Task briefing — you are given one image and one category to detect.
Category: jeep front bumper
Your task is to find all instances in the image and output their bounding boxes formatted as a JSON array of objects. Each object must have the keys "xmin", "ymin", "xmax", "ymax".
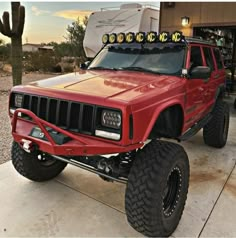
[{"xmin": 11, "ymin": 109, "xmax": 143, "ymax": 156}]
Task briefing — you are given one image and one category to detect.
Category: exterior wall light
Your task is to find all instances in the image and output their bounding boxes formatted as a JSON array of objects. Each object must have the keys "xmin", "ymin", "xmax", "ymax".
[{"xmin": 181, "ymin": 16, "xmax": 190, "ymax": 26}]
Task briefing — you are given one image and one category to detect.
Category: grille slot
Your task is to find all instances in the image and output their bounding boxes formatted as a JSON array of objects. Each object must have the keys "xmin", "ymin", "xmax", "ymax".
[
  {"xmin": 58, "ymin": 101, "xmax": 68, "ymax": 128},
  {"xmin": 69, "ymin": 103, "xmax": 80, "ymax": 132},
  {"xmin": 48, "ymin": 99, "xmax": 58, "ymax": 124},
  {"xmin": 23, "ymin": 95, "xmax": 30, "ymax": 109},
  {"xmin": 39, "ymin": 97, "xmax": 47, "ymax": 120},
  {"xmin": 81, "ymin": 105, "xmax": 94, "ymax": 134},
  {"xmin": 16, "ymin": 94, "xmax": 95, "ymax": 135},
  {"xmin": 31, "ymin": 96, "xmax": 38, "ymax": 115}
]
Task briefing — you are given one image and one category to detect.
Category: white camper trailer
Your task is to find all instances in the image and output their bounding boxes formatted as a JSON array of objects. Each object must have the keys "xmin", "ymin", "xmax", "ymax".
[{"xmin": 83, "ymin": 3, "xmax": 160, "ymax": 58}]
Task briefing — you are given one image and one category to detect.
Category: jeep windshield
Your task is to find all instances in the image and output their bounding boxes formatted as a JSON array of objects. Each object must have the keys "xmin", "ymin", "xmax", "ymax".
[{"xmin": 88, "ymin": 43, "xmax": 186, "ymax": 75}]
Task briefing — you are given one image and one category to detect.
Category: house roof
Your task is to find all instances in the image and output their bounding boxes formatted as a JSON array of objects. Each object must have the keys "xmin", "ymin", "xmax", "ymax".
[
  {"xmin": 23, "ymin": 43, "xmax": 41, "ymax": 47},
  {"xmin": 38, "ymin": 46, "xmax": 54, "ymax": 50}
]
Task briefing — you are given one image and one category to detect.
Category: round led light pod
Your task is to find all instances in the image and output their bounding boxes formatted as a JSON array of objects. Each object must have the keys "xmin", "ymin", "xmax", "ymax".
[
  {"xmin": 125, "ymin": 32, "xmax": 135, "ymax": 43},
  {"xmin": 109, "ymin": 33, "xmax": 117, "ymax": 44},
  {"xmin": 146, "ymin": 32, "xmax": 157, "ymax": 43},
  {"xmin": 136, "ymin": 32, "xmax": 145, "ymax": 43},
  {"xmin": 117, "ymin": 33, "xmax": 125, "ymax": 44},
  {"xmin": 102, "ymin": 34, "xmax": 109, "ymax": 44},
  {"xmin": 158, "ymin": 31, "xmax": 170, "ymax": 43},
  {"xmin": 171, "ymin": 31, "xmax": 183, "ymax": 42}
]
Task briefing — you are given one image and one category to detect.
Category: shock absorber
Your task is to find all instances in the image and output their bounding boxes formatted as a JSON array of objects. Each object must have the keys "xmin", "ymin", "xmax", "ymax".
[{"xmin": 118, "ymin": 151, "xmax": 136, "ymax": 177}]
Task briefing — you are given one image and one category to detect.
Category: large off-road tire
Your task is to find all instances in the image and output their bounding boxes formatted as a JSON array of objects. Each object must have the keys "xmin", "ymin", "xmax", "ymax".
[
  {"xmin": 125, "ymin": 140, "xmax": 189, "ymax": 237},
  {"xmin": 203, "ymin": 100, "xmax": 229, "ymax": 148},
  {"xmin": 12, "ymin": 141, "xmax": 67, "ymax": 182}
]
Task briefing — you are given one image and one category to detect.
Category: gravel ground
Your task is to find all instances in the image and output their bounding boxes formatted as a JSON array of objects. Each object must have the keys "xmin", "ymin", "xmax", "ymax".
[
  {"xmin": 0, "ymin": 92, "xmax": 12, "ymax": 164},
  {"xmin": 0, "ymin": 73, "xmax": 59, "ymax": 164}
]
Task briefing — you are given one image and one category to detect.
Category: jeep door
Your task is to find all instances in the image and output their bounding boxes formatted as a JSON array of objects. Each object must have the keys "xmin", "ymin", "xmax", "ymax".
[
  {"xmin": 185, "ymin": 45, "xmax": 208, "ymax": 128},
  {"xmin": 201, "ymin": 46, "xmax": 218, "ymax": 108},
  {"xmin": 202, "ymin": 46, "xmax": 216, "ymax": 105},
  {"xmin": 201, "ymin": 46, "xmax": 225, "ymax": 111},
  {"xmin": 210, "ymin": 48, "xmax": 226, "ymax": 100}
]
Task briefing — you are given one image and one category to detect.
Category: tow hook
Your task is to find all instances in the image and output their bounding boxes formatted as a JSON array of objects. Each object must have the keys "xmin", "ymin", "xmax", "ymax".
[{"xmin": 20, "ymin": 139, "xmax": 35, "ymax": 153}]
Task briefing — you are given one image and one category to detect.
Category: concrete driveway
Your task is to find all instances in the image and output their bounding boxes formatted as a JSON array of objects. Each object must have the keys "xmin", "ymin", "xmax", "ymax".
[{"xmin": 0, "ymin": 97, "xmax": 236, "ymax": 237}]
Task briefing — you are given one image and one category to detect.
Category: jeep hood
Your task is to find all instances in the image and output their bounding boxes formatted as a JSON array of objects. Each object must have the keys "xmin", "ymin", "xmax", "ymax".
[{"xmin": 29, "ymin": 70, "xmax": 183, "ymax": 102}]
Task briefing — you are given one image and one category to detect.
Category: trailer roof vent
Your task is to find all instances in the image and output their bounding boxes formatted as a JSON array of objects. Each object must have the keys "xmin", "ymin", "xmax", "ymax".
[{"xmin": 120, "ymin": 3, "xmax": 142, "ymax": 9}]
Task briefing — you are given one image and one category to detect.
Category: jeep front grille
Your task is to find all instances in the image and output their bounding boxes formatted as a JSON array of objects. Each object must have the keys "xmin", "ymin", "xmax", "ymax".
[{"xmin": 11, "ymin": 94, "xmax": 95, "ymax": 135}]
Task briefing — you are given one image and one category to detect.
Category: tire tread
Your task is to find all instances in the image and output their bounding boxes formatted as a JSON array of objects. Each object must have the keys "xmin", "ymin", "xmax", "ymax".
[
  {"xmin": 203, "ymin": 100, "xmax": 229, "ymax": 148},
  {"xmin": 12, "ymin": 142, "xmax": 67, "ymax": 182},
  {"xmin": 125, "ymin": 140, "xmax": 189, "ymax": 237}
]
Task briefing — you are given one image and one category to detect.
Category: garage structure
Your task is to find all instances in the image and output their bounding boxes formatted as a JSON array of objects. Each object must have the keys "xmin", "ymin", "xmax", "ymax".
[{"xmin": 159, "ymin": 2, "xmax": 236, "ymax": 91}]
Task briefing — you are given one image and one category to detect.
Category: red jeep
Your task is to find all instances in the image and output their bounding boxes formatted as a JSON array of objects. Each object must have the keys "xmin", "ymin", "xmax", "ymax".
[{"xmin": 9, "ymin": 31, "xmax": 229, "ymax": 237}]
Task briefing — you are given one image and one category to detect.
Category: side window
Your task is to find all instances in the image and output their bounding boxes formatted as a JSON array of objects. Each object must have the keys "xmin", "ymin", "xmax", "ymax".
[
  {"xmin": 190, "ymin": 46, "xmax": 203, "ymax": 69},
  {"xmin": 213, "ymin": 48, "xmax": 224, "ymax": 69},
  {"xmin": 203, "ymin": 47, "xmax": 215, "ymax": 71}
]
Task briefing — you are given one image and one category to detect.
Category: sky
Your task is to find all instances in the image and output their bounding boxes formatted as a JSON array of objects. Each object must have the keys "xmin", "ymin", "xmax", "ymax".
[{"xmin": 0, "ymin": 1, "xmax": 160, "ymax": 44}]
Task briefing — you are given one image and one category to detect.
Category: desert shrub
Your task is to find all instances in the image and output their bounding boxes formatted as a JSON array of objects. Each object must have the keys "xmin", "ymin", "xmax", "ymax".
[
  {"xmin": 65, "ymin": 58, "xmax": 74, "ymax": 64},
  {"xmin": 52, "ymin": 64, "xmax": 62, "ymax": 73},
  {"xmin": 0, "ymin": 44, "xmax": 10, "ymax": 62},
  {"xmin": 24, "ymin": 63, "xmax": 35, "ymax": 72},
  {"xmin": 63, "ymin": 65, "xmax": 74, "ymax": 73},
  {"xmin": 25, "ymin": 52, "xmax": 60, "ymax": 72}
]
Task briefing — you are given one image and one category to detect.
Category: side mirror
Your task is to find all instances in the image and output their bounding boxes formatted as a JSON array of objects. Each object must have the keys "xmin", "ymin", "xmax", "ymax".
[
  {"xmin": 80, "ymin": 61, "xmax": 91, "ymax": 70},
  {"xmin": 189, "ymin": 66, "xmax": 211, "ymax": 79}
]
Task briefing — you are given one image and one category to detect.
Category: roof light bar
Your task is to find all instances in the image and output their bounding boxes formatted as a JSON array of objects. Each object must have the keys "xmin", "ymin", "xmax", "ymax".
[{"xmin": 102, "ymin": 31, "xmax": 185, "ymax": 45}]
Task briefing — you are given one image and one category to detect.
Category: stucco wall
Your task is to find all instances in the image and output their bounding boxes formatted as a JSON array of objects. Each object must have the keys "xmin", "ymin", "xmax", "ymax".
[
  {"xmin": 160, "ymin": 2, "xmax": 236, "ymax": 36},
  {"xmin": 22, "ymin": 45, "xmax": 39, "ymax": 52}
]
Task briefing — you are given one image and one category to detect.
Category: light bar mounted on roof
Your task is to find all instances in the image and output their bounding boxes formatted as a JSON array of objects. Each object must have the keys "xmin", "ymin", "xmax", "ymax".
[{"xmin": 102, "ymin": 31, "xmax": 185, "ymax": 44}]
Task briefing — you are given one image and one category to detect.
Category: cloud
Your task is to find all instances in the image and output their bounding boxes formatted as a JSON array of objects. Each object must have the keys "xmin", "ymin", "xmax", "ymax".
[
  {"xmin": 54, "ymin": 10, "xmax": 92, "ymax": 21},
  {"xmin": 31, "ymin": 6, "xmax": 50, "ymax": 16}
]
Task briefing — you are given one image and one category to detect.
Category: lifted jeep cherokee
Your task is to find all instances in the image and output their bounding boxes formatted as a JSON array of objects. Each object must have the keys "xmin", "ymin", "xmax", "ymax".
[{"xmin": 9, "ymin": 31, "xmax": 229, "ymax": 237}]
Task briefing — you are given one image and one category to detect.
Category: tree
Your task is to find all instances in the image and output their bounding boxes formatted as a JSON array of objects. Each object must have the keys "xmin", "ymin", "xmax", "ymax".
[
  {"xmin": 65, "ymin": 16, "xmax": 88, "ymax": 62},
  {"xmin": 54, "ymin": 42, "xmax": 72, "ymax": 57},
  {"xmin": 0, "ymin": 2, "xmax": 25, "ymax": 86}
]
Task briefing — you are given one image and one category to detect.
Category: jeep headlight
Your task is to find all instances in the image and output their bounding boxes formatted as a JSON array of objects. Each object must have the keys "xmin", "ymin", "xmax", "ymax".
[
  {"xmin": 101, "ymin": 110, "xmax": 121, "ymax": 129},
  {"xmin": 95, "ymin": 109, "xmax": 122, "ymax": 140},
  {"xmin": 14, "ymin": 94, "xmax": 23, "ymax": 108}
]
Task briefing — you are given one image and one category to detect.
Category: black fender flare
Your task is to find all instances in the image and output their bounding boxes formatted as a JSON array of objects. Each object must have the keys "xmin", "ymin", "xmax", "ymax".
[{"xmin": 215, "ymin": 84, "xmax": 226, "ymax": 100}]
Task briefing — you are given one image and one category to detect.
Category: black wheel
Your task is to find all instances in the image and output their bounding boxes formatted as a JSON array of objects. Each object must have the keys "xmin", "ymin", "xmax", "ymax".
[
  {"xmin": 125, "ymin": 140, "xmax": 189, "ymax": 237},
  {"xmin": 203, "ymin": 100, "xmax": 229, "ymax": 148},
  {"xmin": 12, "ymin": 141, "xmax": 67, "ymax": 182},
  {"xmin": 234, "ymin": 98, "xmax": 236, "ymax": 109}
]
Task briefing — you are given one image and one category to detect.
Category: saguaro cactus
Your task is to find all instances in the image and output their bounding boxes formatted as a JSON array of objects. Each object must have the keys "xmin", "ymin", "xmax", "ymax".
[{"xmin": 0, "ymin": 2, "xmax": 25, "ymax": 86}]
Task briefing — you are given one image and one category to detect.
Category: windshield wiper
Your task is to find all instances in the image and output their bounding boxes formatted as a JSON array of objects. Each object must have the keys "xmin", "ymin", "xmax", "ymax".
[
  {"xmin": 118, "ymin": 67, "xmax": 160, "ymax": 75},
  {"xmin": 88, "ymin": 66, "xmax": 117, "ymax": 70}
]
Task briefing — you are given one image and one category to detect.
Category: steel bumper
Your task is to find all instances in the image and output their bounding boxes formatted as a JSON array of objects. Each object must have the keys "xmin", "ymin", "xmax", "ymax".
[{"xmin": 11, "ymin": 109, "xmax": 142, "ymax": 156}]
